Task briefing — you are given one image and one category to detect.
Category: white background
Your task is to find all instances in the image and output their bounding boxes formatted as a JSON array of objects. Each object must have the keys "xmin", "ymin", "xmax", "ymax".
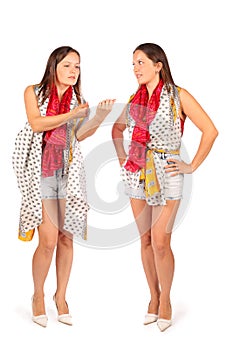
[{"xmin": 1, "ymin": 0, "xmax": 232, "ymax": 348}]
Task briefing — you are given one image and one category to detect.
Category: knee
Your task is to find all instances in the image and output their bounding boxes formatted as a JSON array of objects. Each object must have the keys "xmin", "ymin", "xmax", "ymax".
[
  {"xmin": 40, "ymin": 239, "xmax": 57, "ymax": 255},
  {"xmin": 141, "ymin": 232, "xmax": 152, "ymax": 249},
  {"xmin": 152, "ymin": 236, "xmax": 170, "ymax": 259},
  {"xmin": 58, "ymin": 233, "xmax": 73, "ymax": 248}
]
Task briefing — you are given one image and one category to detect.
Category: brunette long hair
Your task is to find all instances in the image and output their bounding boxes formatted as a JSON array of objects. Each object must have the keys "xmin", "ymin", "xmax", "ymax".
[
  {"xmin": 37, "ymin": 46, "xmax": 82, "ymax": 105},
  {"xmin": 133, "ymin": 43, "xmax": 175, "ymax": 90}
]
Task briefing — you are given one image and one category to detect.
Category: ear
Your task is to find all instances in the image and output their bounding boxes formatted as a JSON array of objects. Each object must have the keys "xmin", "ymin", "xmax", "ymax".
[{"xmin": 155, "ymin": 61, "xmax": 163, "ymax": 73}]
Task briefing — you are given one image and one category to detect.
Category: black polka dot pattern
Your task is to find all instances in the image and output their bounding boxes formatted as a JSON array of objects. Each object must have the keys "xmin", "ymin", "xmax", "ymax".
[
  {"xmin": 12, "ymin": 88, "xmax": 89, "ymax": 240},
  {"xmin": 121, "ymin": 84, "xmax": 182, "ymax": 206}
]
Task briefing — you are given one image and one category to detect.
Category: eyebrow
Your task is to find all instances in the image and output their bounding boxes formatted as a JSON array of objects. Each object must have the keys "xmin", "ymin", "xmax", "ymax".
[
  {"xmin": 62, "ymin": 60, "xmax": 80, "ymax": 65},
  {"xmin": 133, "ymin": 58, "xmax": 144, "ymax": 63}
]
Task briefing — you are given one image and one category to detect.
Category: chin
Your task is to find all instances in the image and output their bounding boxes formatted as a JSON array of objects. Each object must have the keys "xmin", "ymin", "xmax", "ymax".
[{"xmin": 137, "ymin": 79, "xmax": 147, "ymax": 85}]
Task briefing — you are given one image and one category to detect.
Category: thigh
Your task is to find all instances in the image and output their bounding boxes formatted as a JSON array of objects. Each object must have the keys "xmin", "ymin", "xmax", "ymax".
[
  {"xmin": 130, "ymin": 198, "xmax": 152, "ymax": 237},
  {"xmin": 38, "ymin": 201, "xmax": 59, "ymax": 245},
  {"xmin": 42, "ymin": 199, "xmax": 59, "ymax": 229},
  {"xmin": 151, "ymin": 200, "xmax": 181, "ymax": 236},
  {"xmin": 57, "ymin": 198, "xmax": 73, "ymax": 240}
]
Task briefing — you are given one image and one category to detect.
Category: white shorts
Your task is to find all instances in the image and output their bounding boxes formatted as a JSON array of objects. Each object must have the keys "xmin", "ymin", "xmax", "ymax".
[{"xmin": 124, "ymin": 154, "xmax": 184, "ymax": 202}]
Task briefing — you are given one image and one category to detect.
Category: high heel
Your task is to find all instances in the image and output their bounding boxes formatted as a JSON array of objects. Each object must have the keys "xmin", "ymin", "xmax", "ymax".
[
  {"xmin": 144, "ymin": 300, "xmax": 159, "ymax": 325},
  {"xmin": 32, "ymin": 314, "xmax": 48, "ymax": 327},
  {"xmin": 157, "ymin": 318, "xmax": 172, "ymax": 332},
  {"xmin": 53, "ymin": 295, "xmax": 72, "ymax": 326},
  {"xmin": 31, "ymin": 296, "xmax": 48, "ymax": 328},
  {"xmin": 144, "ymin": 313, "xmax": 158, "ymax": 325}
]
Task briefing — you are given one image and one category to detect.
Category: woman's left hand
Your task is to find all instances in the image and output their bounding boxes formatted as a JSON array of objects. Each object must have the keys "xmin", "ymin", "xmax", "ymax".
[
  {"xmin": 96, "ymin": 99, "xmax": 116, "ymax": 121},
  {"xmin": 164, "ymin": 158, "xmax": 193, "ymax": 176}
]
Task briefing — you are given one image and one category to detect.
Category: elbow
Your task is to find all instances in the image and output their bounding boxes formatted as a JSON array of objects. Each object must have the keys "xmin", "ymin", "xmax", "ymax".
[
  {"xmin": 28, "ymin": 117, "xmax": 44, "ymax": 132},
  {"xmin": 111, "ymin": 126, "xmax": 116, "ymax": 139},
  {"xmin": 112, "ymin": 123, "xmax": 120, "ymax": 140},
  {"xmin": 206, "ymin": 125, "xmax": 218, "ymax": 144},
  {"xmin": 29, "ymin": 122, "xmax": 41, "ymax": 133},
  {"xmin": 76, "ymin": 130, "xmax": 95, "ymax": 142},
  {"xmin": 212, "ymin": 126, "xmax": 219, "ymax": 141}
]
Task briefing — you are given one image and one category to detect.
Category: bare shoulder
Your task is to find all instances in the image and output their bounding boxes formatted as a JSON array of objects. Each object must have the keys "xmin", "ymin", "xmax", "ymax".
[
  {"xmin": 179, "ymin": 87, "xmax": 205, "ymax": 114},
  {"xmin": 24, "ymin": 84, "xmax": 35, "ymax": 97},
  {"xmin": 178, "ymin": 87, "xmax": 218, "ymax": 134},
  {"xmin": 24, "ymin": 84, "xmax": 41, "ymax": 122},
  {"xmin": 24, "ymin": 84, "xmax": 34, "ymax": 94},
  {"xmin": 24, "ymin": 85, "xmax": 38, "ymax": 105},
  {"xmin": 179, "ymin": 87, "xmax": 196, "ymax": 102}
]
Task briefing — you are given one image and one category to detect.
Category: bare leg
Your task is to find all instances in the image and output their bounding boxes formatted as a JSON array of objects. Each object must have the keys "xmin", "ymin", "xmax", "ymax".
[
  {"xmin": 32, "ymin": 201, "xmax": 58, "ymax": 316},
  {"xmin": 54, "ymin": 199, "xmax": 73, "ymax": 314},
  {"xmin": 130, "ymin": 198, "xmax": 160, "ymax": 314},
  {"xmin": 151, "ymin": 200, "xmax": 180, "ymax": 320}
]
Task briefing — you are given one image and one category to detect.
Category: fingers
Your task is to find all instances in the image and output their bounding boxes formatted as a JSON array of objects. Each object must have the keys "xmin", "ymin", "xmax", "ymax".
[
  {"xmin": 119, "ymin": 157, "xmax": 126, "ymax": 166},
  {"xmin": 164, "ymin": 159, "xmax": 192, "ymax": 175},
  {"xmin": 79, "ymin": 102, "xmax": 89, "ymax": 109},
  {"xmin": 164, "ymin": 159, "xmax": 180, "ymax": 175},
  {"xmin": 98, "ymin": 99, "xmax": 116, "ymax": 108},
  {"xmin": 74, "ymin": 103, "xmax": 90, "ymax": 119}
]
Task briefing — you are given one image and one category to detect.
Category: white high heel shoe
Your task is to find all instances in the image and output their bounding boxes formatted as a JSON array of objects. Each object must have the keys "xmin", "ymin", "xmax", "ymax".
[
  {"xmin": 144, "ymin": 313, "xmax": 158, "ymax": 325},
  {"xmin": 31, "ymin": 296, "xmax": 48, "ymax": 328},
  {"xmin": 57, "ymin": 313, "xmax": 73, "ymax": 326},
  {"xmin": 157, "ymin": 318, "xmax": 172, "ymax": 332},
  {"xmin": 53, "ymin": 295, "xmax": 72, "ymax": 326},
  {"xmin": 32, "ymin": 314, "xmax": 48, "ymax": 328}
]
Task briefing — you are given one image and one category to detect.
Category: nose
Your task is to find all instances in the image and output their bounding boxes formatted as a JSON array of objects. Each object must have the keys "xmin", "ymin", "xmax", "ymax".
[{"xmin": 133, "ymin": 63, "xmax": 139, "ymax": 72}]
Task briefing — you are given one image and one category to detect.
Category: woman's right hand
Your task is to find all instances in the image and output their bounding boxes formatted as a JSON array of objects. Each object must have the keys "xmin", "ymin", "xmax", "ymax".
[
  {"xmin": 70, "ymin": 102, "xmax": 90, "ymax": 119},
  {"xmin": 119, "ymin": 157, "xmax": 127, "ymax": 166}
]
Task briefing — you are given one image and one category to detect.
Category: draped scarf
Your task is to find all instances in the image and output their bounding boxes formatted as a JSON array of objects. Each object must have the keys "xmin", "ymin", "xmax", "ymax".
[
  {"xmin": 124, "ymin": 80, "xmax": 164, "ymax": 172},
  {"xmin": 41, "ymin": 85, "xmax": 73, "ymax": 177}
]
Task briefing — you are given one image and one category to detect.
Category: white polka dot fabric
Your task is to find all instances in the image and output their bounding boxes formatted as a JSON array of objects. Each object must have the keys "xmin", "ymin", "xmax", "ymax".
[
  {"xmin": 121, "ymin": 84, "xmax": 182, "ymax": 206},
  {"xmin": 12, "ymin": 87, "xmax": 89, "ymax": 240}
]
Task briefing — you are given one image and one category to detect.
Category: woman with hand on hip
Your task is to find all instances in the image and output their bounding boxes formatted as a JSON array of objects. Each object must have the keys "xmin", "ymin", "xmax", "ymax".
[
  {"xmin": 13, "ymin": 46, "xmax": 115, "ymax": 327},
  {"xmin": 112, "ymin": 43, "xmax": 218, "ymax": 331}
]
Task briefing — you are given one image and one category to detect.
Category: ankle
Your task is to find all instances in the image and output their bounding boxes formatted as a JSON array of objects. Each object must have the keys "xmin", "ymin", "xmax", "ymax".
[
  {"xmin": 159, "ymin": 293, "xmax": 171, "ymax": 304},
  {"xmin": 32, "ymin": 293, "xmax": 45, "ymax": 301},
  {"xmin": 158, "ymin": 297, "xmax": 172, "ymax": 319},
  {"xmin": 148, "ymin": 296, "xmax": 160, "ymax": 314},
  {"xmin": 54, "ymin": 293, "xmax": 66, "ymax": 303},
  {"xmin": 54, "ymin": 295, "xmax": 69, "ymax": 315},
  {"xmin": 32, "ymin": 294, "xmax": 46, "ymax": 316}
]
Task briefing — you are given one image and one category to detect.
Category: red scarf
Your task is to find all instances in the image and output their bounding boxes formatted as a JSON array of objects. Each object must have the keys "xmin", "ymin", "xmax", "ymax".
[
  {"xmin": 124, "ymin": 80, "xmax": 164, "ymax": 172},
  {"xmin": 41, "ymin": 85, "xmax": 73, "ymax": 177}
]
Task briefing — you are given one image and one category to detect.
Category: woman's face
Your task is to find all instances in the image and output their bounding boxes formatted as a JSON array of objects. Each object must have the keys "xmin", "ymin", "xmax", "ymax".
[
  {"xmin": 133, "ymin": 50, "xmax": 158, "ymax": 85},
  {"xmin": 56, "ymin": 52, "xmax": 80, "ymax": 87}
]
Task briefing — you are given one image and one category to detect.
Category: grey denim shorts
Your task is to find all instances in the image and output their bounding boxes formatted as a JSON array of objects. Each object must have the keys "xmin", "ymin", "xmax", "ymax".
[{"xmin": 41, "ymin": 169, "xmax": 68, "ymax": 199}]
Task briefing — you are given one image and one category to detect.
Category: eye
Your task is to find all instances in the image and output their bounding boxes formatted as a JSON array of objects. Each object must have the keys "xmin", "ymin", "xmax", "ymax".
[{"xmin": 139, "ymin": 60, "xmax": 143, "ymax": 65}]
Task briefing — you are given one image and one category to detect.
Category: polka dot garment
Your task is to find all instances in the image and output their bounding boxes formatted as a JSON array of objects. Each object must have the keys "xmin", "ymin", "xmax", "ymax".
[
  {"xmin": 12, "ymin": 88, "xmax": 89, "ymax": 241},
  {"xmin": 121, "ymin": 84, "xmax": 183, "ymax": 206}
]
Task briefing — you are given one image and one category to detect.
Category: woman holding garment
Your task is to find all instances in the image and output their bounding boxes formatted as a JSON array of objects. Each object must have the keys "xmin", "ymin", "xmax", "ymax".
[
  {"xmin": 112, "ymin": 43, "xmax": 218, "ymax": 331},
  {"xmin": 13, "ymin": 46, "xmax": 115, "ymax": 327}
]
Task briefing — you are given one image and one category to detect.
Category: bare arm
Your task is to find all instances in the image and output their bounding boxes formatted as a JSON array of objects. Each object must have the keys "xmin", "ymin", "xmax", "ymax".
[
  {"xmin": 166, "ymin": 88, "xmax": 218, "ymax": 174},
  {"xmin": 111, "ymin": 105, "xmax": 128, "ymax": 165},
  {"xmin": 76, "ymin": 99, "xmax": 116, "ymax": 141},
  {"xmin": 181, "ymin": 88, "xmax": 218, "ymax": 171},
  {"xmin": 24, "ymin": 85, "xmax": 89, "ymax": 132}
]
